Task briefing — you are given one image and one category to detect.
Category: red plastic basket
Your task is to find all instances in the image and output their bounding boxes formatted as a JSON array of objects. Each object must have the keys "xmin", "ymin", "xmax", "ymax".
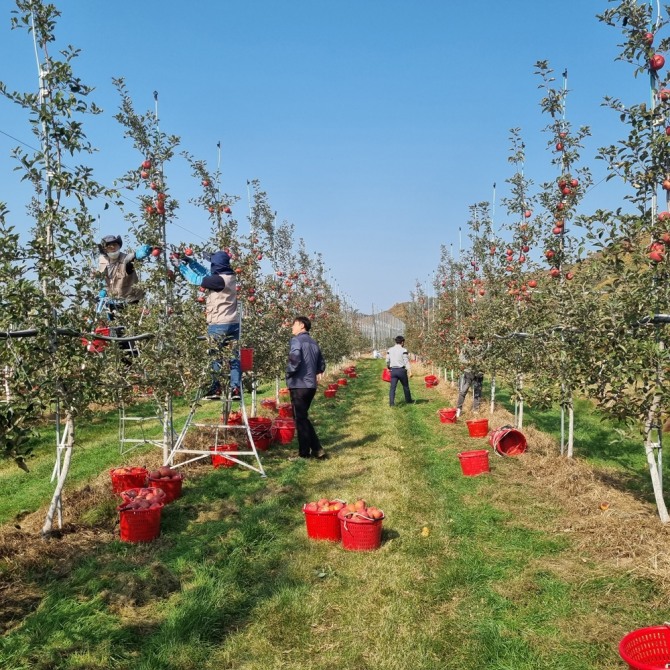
[
  {"xmin": 438, "ymin": 408, "xmax": 458, "ymax": 424},
  {"xmin": 466, "ymin": 418, "xmax": 489, "ymax": 437},
  {"xmin": 272, "ymin": 418, "xmax": 296, "ymax": 445},
  {"xmin": 339, "ymin": 513, "xmax": 384, "ymax": 551},
  {"xmin": 148, "ymin": 474, "xmax": 184, "ymax": 503},
  {"xmin": 248, "ymin": 417, "xmax": 273, "ymax": 451},
  {"xmin": 327, "ymin": 383, "xmax": 339, "ymax": 391},
  {"xmin": 347, "ymin": 372, "xmax": 357, "ymax": 378},
  {"xmin": 260, "ymin": 398, "xmax": 277, "ymax": 411},
  {"xmin": 424, "ymin": 374, "xmax": 439, "ymax": 388},
  {"xmin": 324, "ymin": 388, "xmax": 337, "ymax": 398},
  {"xmin": 382, "ymin": 368, "xmax": 391, "ymax": 383},
  {"xmin": 226, "ymin": 411, "xmax": 243, "ymax": 425},
  {"xmin": 118, "ymin": 505, "xmax": 163, "ymax": 543},
  {"xmin": 619, "ymin": 625, "xmax": 670, "ymax": 669},
  {"xmin": 210, "ymin": 443, "xmax": 238, "ymax": 468},
  {"xmin": 240, "ymin": 347, "xmax": 254, "ymax": 372},
  {"xmin": 337, "ymin": 378, "xmax": 347, "ymax": 386},
  {"xmin": 303, "ymin": 506, "xmax": 341, "ymax": 541},
  {"xmin": 489, "ymin": 426, "xmax": 527, "ymax": 456},
  {"xmin": 109, "ymin": 467, "xmax": 148, "ymax": 493},
  {"xmin": 277, "ymin": 402, "xmax": 293, "ymax": 418},
  {"xmin": 458, "ymin": 449, "xmax": 490, "ymax": 476}
]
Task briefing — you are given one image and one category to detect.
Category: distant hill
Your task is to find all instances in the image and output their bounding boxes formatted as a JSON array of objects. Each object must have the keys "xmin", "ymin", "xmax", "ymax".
[{"xmin": 387, "ymin": 302, "xmax": 410, "ymax": 322}]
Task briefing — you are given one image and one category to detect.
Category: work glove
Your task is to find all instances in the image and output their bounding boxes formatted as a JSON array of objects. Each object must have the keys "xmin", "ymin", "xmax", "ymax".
[
  {"xmin": 169, "ymin": 253, "xmax": 184, "ymax": 269},
  {"xmin": 135, "ymin": 244, "xmax": 153, "ymax": 260},
  {"xmin": 98, "ymin": 289, "xmax": 107, "ymax": 299}
]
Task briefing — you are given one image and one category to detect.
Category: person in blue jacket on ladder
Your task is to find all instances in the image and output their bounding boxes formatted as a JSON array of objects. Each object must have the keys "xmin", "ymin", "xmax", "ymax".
[{"xmin": 172, "ymin": 250, "xmax": 241, "ymax": 400}]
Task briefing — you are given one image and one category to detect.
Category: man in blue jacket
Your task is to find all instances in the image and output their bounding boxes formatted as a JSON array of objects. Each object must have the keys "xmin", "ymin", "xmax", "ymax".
[
  {"xmin": 286, "ymin": 316, "xmax": 327, "ymax": 459},
  {"xmin": 174, "ymin": 250, "xmax": 240, "ymax": 399}
]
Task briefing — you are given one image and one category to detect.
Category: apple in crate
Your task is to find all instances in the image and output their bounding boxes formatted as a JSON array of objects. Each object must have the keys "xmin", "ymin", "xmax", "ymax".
[
  {"xmin": 305, "ymin": 498, "xmax": 346, "ymax": 513},
  {"xmin": 338, "ymin": 498, "xmax": 384, "ymax": 522}
]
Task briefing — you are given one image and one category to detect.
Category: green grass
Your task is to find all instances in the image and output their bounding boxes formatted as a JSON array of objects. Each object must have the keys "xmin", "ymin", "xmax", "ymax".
[{"xmin": 1, "ymin": 362, "xmax": 668, "ymax": 669}]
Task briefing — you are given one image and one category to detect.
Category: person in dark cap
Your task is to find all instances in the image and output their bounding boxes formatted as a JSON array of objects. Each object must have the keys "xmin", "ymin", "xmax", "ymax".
[
  {"xmin": 174, "ymin": 250, "xmax": 240, "ymax": 399},
  {"xmin": 95, "ymin": 235, "xmax": 152, "ymax": 363},
  {"xmin": 456, "ymin": 334, "xmax": 484, "ymax": 417},
  {"xmin": 97, "ymin": 234, "xmax": 152, "ymax": 304},
  {"xmin": 386, "ymin": 335, "xmax": 413, "ymax": 406}
]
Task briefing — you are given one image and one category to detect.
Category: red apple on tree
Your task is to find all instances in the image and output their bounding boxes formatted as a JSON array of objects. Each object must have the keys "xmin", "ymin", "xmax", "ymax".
[
  {"xmin": 545, "ymin": 249, "xmax": 555, "ymax": 259},
  {"xmin": 644, "ymin": 31, "xmax": 654, "ymax": 46},
  {"xmin": 142, "ymin": 159, "xmax": 152, "ymax": 169},
  {"xmin": 184, "ymin": 248, "xmax": 193, "ymax": 256},
  {"xmin": 650, "ymin": 54, "xmax": 665, "ymax": 71},
  {"xmin": 151, "ymin": 248, "xmax": 161, "ymax": 257},
  {"xmin": 528, "ymin": 279, "xmax": 538, "ymax": 288}
]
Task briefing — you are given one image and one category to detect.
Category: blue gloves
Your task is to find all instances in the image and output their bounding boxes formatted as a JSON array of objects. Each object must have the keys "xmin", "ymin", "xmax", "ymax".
[
  {"xmin": 98, "ymin": 289, "xmax": 107, "ymax": 298},
  {"xmin": 135, "ymin": 244, "xmax": 153, "ymax": 260}
]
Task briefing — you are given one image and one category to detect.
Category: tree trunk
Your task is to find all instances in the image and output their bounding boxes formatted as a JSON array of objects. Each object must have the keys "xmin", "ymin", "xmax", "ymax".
[
  {"xmin": 516, "ymin": 374, "xmax": 524, "ymax": 430},
  {"xmin": 42, "ymin": 410, "xmax": 74, "ymax": 535},
  {"xmin": 489, "ymin": 372, "xmax": 496, "ymax": 414},
  {"xmin": 644, "ymin": 386, "xmax": 668, "ymax": 522},
  {"xmin": 567, "ymin": 394, "xmax": 574, "ymax": 458}
]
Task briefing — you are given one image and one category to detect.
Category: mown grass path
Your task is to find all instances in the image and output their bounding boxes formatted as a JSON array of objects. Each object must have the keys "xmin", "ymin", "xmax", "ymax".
[{"xmin": 0, "ymin": 359, "xmax": 667, "ymax": 669}]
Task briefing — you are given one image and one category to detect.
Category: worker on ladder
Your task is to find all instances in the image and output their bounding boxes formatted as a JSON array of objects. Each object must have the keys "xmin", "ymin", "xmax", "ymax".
[
  {"xmin": 172, "ymin": 250, "xmax": 241, "ymax": 400},
  {"xmin": 95, "ymin": 234, "xmax": 153, "ymax": 359}
]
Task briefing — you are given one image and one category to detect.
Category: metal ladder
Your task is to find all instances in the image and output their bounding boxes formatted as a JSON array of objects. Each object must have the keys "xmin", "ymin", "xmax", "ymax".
[{"xmin": 166, "ymin": 318, "xmax": 266, "ymax": 476}]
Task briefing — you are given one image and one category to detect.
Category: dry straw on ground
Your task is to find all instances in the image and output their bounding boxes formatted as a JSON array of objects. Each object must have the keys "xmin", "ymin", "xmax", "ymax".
[{"xmin": 418, "ymin": 362, "xmax": 670, "ymax": 592}]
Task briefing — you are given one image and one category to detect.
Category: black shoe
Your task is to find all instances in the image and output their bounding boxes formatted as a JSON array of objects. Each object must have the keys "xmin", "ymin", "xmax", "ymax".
[
  {"xmin": 204, "ymin": 393, "xmax": 222, "ymax": 401},
  {"xmin": 313, "ymin": 448, "xmax": 327, "ymax": 459},
  {"xmin": 231, "ymin": 387, "xmax": 241, "ymax": 401}
]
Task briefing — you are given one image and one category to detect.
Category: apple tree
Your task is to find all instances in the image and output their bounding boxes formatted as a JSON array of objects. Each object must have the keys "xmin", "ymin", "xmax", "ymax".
[{"xmin": 0, "ymin": 0, "xmax": 118, "ymax": 532}]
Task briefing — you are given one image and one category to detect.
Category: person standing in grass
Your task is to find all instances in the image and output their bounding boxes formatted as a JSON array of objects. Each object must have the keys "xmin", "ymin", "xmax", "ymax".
[
  {"xmin": 456, "ymin": 334, "xmax": 484, "ymax": 417},
  {"xmin": 386, "ymin": 335, "xmax": 413, "ymax": 406},
  {"xmin": 286, "ymin": 316, "xmax": 327, "ymax": 459}
]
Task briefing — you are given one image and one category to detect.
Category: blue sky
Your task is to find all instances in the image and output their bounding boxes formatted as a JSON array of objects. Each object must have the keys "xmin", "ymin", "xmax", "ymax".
[{"xmin": 0, "ymin": 1, "xmax": 652, "ymax": 312}]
